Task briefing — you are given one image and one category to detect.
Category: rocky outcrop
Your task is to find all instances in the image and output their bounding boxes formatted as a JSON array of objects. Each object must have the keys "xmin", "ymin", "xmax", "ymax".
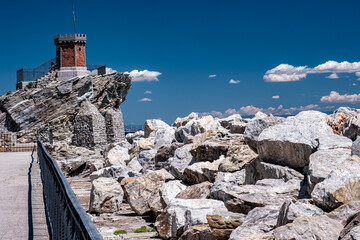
[{"xmin": 0, "ymin": 73, "xmax": 131, "ymax": 147}]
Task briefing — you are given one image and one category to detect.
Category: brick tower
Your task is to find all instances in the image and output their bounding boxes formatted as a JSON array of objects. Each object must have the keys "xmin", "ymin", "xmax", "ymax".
[{"xmin": 54, "ymin": 33, "xmax": 90, "ymax": 79}]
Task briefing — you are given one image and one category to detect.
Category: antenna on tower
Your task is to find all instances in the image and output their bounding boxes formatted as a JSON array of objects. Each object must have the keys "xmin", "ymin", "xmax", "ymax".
[{"xmin": 72, "ymin": 3, "xmax": 77, "ymax": 34}]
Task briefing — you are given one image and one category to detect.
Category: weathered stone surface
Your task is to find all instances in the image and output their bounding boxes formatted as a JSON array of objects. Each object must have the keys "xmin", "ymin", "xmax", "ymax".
[
  {"xmin": 273, "ymin": 215, "xmax": 343, "ymax": 240},
  {"xmin": 312, "ymin": 171, "xmax": 360, "ymax": 210},
  {"xmin": 353, "ymin": 136, "xmax": 360, "ymax": 156},
  {"xmin": 257, "ymin": 111, "xmax": 332, "ymax": 169},
  {"xmin": 169, "ymin": 144, "xmax": 194, "ymax": 180},
  {"xmin": 188, "ymin": 116, "xmax": 223, "ymax": 136},
  {"xmin": 230, "ymin": 119, "xmax": 248, "ymax": 134},
  {"xmin": 173, "ymin": 112, "xmax": 199, "ymax": 128},
  {"xmin": 144, "ymin": 119, "xmax": 170, "ymax": 138},
  {"xmin": 178, "ymin": 224, "xmax": 215, "ymax": 240},
  {"xmin": 218, "ymin": 145, "xmax": 257, "ymax": 172},
  {"xmin": 229, "ymin": 205, "xmax": 280, "ymax": 239},
  {"xmin": 224, "ymin": 179, "xmax": 301, "ymax": 214},
  {"xmin": 244, "ymin": 115, "xmax": 285, "ymax": 152},
  {"xmin": 176, "ymin": 181, "xmax": 212, "ymax": 199},
  {"xmin": 210, "ymin": 170, "xmax": 246, "ymax": 201},
  {"xmin": 245, "ymin": 159, "xmax": 304, "ymax": 185},
  {"xmin": 190, "ymin": 140, "xmax": 229, "ymax": 163},
  {"xmin": 126, "ymin": 157, "xmax": 143, "ymax": 174},
  {"xmin": 307, "ymin": 149, "xmax": 360, "ymax": 192},
  {"xmin": 207, "ymin": 211, "xmax": 246, "ymax": 240},
  {"xmin": 137, "ymin": 149, "xmax": 157, "ymax": 170},
  {"xmin": 327, "ymin": 201, "xmax": 360, "ymax": 226},
  {"xmin": 155, "ymin": 198, "xmax": 227, "ymax": 239},
  {"xmin": 219, "ymin": 114, "xmax": 242, "ymax": 129},
  {"xmin": 148, "ymin": 190, "xmax": 166, "ymax": 216},
  {"xmin": 160, "ymin": 180, "xmax": 187, "ymax": 206},
  {"xmin": 276, "ymin": 200, "xmax": 325, "ymax": 227},
  {"xmin": 155, "ymin": 143, "xmax": 182, "ymax": 170},
  {"xmin": 104, "ymin": 107, "xmax": 125, "ymax": 144},
  {"xmin": 123, "ymin": 169, "xmax": 174, "ymax": 215},
  {"xmin": 339, "ymin": 212, "xmax": 360, "ymax": 240},
  {"xmin": 327, "ymin": 107, "xmax": 359, "ymax": 134},
  {"xmin": 89, "ymin": 177, "xmax": 123, "ymax": 213},
  {"xmin": 72, "ymin": 100, "xmax": 107, "ymax": 150},
  {"xmin": 183, "ymin": 157, "xmax": 223, "ymax": 185},
  {"xmin": 130, "ymin": 137, "xmax": 155, "ymax": 158},
  {"xmin": 317, "ymin": 132, "xmax": 353, "ymax": 150},
  {"xmin": 89, "ymin": 165, "xmax": 130, "ymax": 181},
  {"xmin": 154, "ymin": 127, "xmax": 176, "ymax": 149},
  {"xmin": 1, "ymin": 73, "xmax": 131, "ymax": 144},
  {"xmin": 104, "ymin": 145, "xmax": 130, "ymax": 167},
  {"xmin": 126, "ymin": 130, "xmax": 144, "ymax": 144}
]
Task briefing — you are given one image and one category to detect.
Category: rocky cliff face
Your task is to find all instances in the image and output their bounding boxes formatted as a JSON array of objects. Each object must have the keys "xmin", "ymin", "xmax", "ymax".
[{"xmin": 0, "ymin": 72, "xmax": 131, "ymax": 146}]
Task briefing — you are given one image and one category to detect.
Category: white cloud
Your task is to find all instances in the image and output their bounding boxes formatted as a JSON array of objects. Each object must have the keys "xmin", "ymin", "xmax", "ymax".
[
  {"xmin": 144, "ymin": 90, "xmax": 152, "ymax": 94},
  {"xmin": 264, "ymin": 61, "xmax": 360, "ymax": 82},
  {"xmin": 326, "ymin": 73, "xmax": 339, "ymax": 79},
  {"xmin": 229, "ymin": 79, "xmax": 240, "ymax": 84},
  {"xmin": 321, "ymin": 91, "xmax": 360, "ymax": 103},
  {"xmin": 209, "ymin": 74, "xmax": 216, "ymax": 78},
  {"xmin": 139, "ymin": 98, "xmax": 152, "ymax": 102},
  {"xmin": 199, "ymin": 104, "xmax": 321, "ymax": 119},
  {"xmin": 124, "ymin": 69, "xmax": 162, "ymax": 82},
  {"xmin": 272, "ymin": 95, "xmax": 280, "ymax": 99}
]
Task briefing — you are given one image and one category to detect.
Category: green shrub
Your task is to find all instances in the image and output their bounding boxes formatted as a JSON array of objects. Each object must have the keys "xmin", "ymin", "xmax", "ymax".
[
  {"xmin": 6, "ymin": 91, "xmax": 12, "ymax": 95},
  {"xmin": 114, "ymin": 230, "xmax": 127, "ymax": 235},
  {"xmin": 134, "ymin": 226, "xmax": 149, "ymax": 233}
]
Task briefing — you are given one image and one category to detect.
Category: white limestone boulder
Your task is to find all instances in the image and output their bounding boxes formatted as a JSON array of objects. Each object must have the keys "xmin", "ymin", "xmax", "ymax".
[
  {"xmin": 105, "ymin": 145, "xmax": 130, "ymax": 167},
  {"xmin": 89, "ymin": 177, "xmax": 123, "ymax": 213}
]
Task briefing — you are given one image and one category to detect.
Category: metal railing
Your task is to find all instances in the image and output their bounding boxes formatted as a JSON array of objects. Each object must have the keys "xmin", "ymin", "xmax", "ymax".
[
  {"xmin": 17, "ymin": 58, "xmax": 56, "ymax": 84},
  {"xmin": 37, "ymin": 138, "xmax": 103, "ymax": 240}
]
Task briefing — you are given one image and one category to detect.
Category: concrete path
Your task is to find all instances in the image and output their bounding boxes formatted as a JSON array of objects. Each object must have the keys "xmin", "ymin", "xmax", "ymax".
[{"xmin": 0, "ymin": 152, "xmax": 49, "ymax": 240}]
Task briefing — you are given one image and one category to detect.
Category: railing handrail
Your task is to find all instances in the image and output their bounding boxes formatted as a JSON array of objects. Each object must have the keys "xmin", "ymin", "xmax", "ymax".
[{"xmin": 37, "ymin": 138, "xmax": 103, "ymax": 239}]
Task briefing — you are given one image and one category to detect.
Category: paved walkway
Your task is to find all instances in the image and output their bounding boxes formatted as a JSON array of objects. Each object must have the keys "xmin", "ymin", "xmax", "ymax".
[{"xmin": 0, "ymin": 152, "xmax": 49, "ymax": 240}]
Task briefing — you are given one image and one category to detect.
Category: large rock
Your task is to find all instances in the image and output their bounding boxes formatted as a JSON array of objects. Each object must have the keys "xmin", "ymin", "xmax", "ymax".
[
  {"xmin": 179, "ymin": 225, "xmax": 214, "ymax": 240},
  {"xmin": 104, "ymin": 145, "xmax": 130, "ymax": 166},
  {"xmin": 219, "ymin": 114, "xmax": 242, "ymax": 129},
  {"xmin": 257, "ymin": 111, "xmax": 332, "ymax": 169},
  {"xmin": 244, "ymin": 115, "xmax": 285, "ymax": 152},
  {"xmin": 144, "ymin": 119, "xmax": 170, "ymax": 138},
  {"xmin": 155, "ymin": 198, "xmax": 227, "ymax": 239},
  {"xmin": 104, "ymin": 107, "xmax": 125, "ymax": 144},
  {"xmin": 353, "ymin": 136, "xmax": 360, "ymax": 156},
  {"xmin": 89, "ymin": 165, "xmax": 131, "ymax": 181},
  {"xmin": 327, "ymin": 201, "xmax": 360, "ymax": 226},
  {"xmin": 190, "ymin": 141, "xmax": 229, "ymax": 163},
  {"xmin": 327, "ymin": 107, "xmax": 360, "ymax": 140},
  {"xmin": 307, "ymin": 149, "xmax": 360, "ymax": 192},
  {"xmin": 72, "ymin": 100, "xmax": 107, "ymax": 150},
  {"xmin": 137, "ymin": 148, "xmax": 157, "ymax": 170},
  {"xmin": 207, "ymin": 211, "xmax": 246, "ymax": 240},
  {"xmin": 154, "ymin": 127, "xmax": 176, "ymax": 149},
  {"xmin": 276, "ymin": 200, "xmax": 325, "ymax": 227},
  {"xmin": 210, "ymin": 170, "xmax": 246, "ymax": 201},
  {"xmin": 89, "ymin": 177, "xmax": 123, "ymax": 213},
  {"xmin": 123, "ymin": 169, "xmax": 174, "ymax": 215},
  {"xmin": 155, "ymin": 143, "xmax": 181, "ymax": 170},
  {"xmin": 224, "ymin": 179, "xmax": 301, "ymax": 214},
  {"xmin": 219, "ymin": 114, "xmax": 247, "ymax": 134},
  {"xmin": 160, "ymin": 180, "xmax": 187, "ymax": 206},
  {"xmin": 173, "ymin": 112, "xmax": 199, "ymax": 128},
  {"xmin": 176, "ymin": 181, "xmax": 212, "ymax": 199},
  {"xmin": 169, "ymin": 144, "xmax": 194, "ymax": 180},
  {"xmin": 229, "ymin": 205, "xmax": 280, "ymax": 239},
  {"xmin": 245, "ymin": 159, "xmax": 304, "ymax": 185},
  {"xmin": 218, "ymin": 145, "xmax": 257, "ymax": 172},
  {"xmin": 273, "ymin": 215, "xmax": 343, "ymax": 240},
  {"xmin": 183, "ymin": 157, "xmax": 223, "ymax": 185},
  {"xmin": 312, "ymin": 171, "xmax": 360, "ymax": 210}
]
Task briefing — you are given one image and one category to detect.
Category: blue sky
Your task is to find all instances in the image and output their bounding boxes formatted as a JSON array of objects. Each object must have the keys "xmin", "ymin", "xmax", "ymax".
[{"xmin": 1, "ymin": 0, "xmax": 360, "ymax": 124}]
